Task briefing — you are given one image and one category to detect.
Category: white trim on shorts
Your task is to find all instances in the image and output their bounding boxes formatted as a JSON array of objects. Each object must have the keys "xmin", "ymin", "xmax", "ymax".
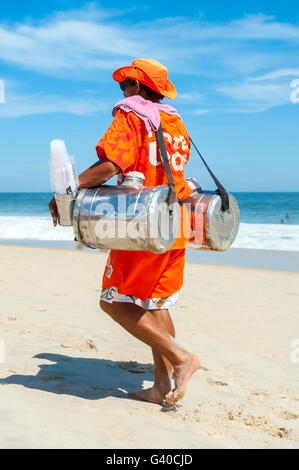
[{"xmin": 100, "ymin": 287, "xmax": 179, "ymax": 310}]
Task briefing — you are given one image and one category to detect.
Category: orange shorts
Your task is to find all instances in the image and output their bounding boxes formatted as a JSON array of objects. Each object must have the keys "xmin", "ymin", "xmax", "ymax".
[{"xmin": 102, "ymin": 249, "xmax": 185, "ymax": 301}]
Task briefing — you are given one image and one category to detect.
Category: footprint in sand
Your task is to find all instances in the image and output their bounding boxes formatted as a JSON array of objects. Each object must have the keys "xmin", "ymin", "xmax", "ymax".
[
  {"xmin": 0, "ymin": 315, "xmax": 18, "ymax": 323},
  {"xmin": 227, "ymin": 408, "xmax": 292, "ymax": 439},
  {"xmin": 251, "ymin": 391, "xmax": 269, "ymax": 398},
  {"xmin": 41, "ymin": 375, "xmax": 65, "ymax": 382},
  {"xmin": 90, "ymin": 385, "xmax": 113, "ymax": 391},
  {"xmin": 273, "ymin": 409, "xmax": 298, "ymax": 421},
  {"xmin": 11, "ymin": 329, "xmax": 32, "ymax": 336},
  {"xmin": 206, "ymin": 378, "xmax": 228, "ymax": 387},
  {"xmin": 110, "ymin": 361, "xmax": 155, "ymax": 374},
  {"xmin": 28, "ymin": 307, "xmax": 48, "ymax": 312},
  {"xmin": 60, "ymin": 338, "xmax": 97, "ymax": 352}
]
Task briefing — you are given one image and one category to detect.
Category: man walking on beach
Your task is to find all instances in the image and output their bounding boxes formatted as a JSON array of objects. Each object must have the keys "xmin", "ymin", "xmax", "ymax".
[{"xmin": 49, "ymin": 58, "xmax": 200, "ymax": 405}]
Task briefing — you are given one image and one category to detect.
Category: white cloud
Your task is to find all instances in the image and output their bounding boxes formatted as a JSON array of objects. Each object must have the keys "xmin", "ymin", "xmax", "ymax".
[
  {"xmin": 135, "ymin": 13, "xmax": 299, "ymax": 41},
  {"xmin": 194, "ymin": 109, "xmax": 209, "ymax": 115},
  {"xmin": 0, "ymin": 5, "xmax": 156, "ymax": 78},
  {"xmin": 0, "ymin": 6, "xmax": 299, "ymax": 114},
  {"xmin": 249, "ymin": 69, "xmax": 299, "ymax": 81},
  {"xmin": 0, "ymin": 22, "xmax": 139, "ymax": 75},
  {"xmin": 0, "ymin": 85, "xmax": 109, "ymax": 118},
  {"xmin": 0, "ymin": 79, "xmax": 5, "ymax": 103},
  {"xmin": 0, "ymin": 9, "xmax": 299, "ymax": 79},
  {"xmin": 203, "ymin": 14, "xmax": 299, "ymax": 40},
  {"xmin": 218, "ymin": 65, "xmax": 299, "ymax": 112},
  {"xmin": 176, "ymin": 92, "xmax": 204, "ymax": 102},
  {"xmin": 218, "ymin": 81, "xmax": 291, "ymax": 112}
]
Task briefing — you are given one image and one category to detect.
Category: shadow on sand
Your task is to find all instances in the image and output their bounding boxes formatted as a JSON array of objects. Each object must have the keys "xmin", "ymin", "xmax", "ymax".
[{"xmin": 0, "ymin": 353, "xmax": 155, "ymax": 400}]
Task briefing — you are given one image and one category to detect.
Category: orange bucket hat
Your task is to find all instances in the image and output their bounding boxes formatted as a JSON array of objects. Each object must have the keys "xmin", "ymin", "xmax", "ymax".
[{"xmin": 113, "ymin": 58, "xmax": 177, "ymax": 100}]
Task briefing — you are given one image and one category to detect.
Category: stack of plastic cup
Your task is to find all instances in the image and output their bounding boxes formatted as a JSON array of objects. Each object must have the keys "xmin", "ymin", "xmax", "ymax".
[{"xmin": 49, "ymin": 139, "xmax": 78, "ymax": 226}]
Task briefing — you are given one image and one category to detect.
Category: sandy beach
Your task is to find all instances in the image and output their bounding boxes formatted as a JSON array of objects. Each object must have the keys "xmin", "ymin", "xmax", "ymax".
[{"xmin": 0, "ymin": 244, "xmax": 298, "ymax": 449}]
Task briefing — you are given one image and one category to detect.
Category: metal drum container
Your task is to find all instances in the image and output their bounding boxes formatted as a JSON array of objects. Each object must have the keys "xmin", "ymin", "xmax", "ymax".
[
  {"xmin": 73, "ymin": 184, "xmax": 179, "ymax": 253},
  {"xmin": 118, "ymin": 171, "xmax": 145, "ymax": 188},
  {"xmin": 182, "ymin": 190, "xmax": 240, "ymax": 251}
]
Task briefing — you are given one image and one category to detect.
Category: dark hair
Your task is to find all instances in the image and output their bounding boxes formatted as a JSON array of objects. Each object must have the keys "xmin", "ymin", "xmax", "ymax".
[
  {"xmin": 139, "ymin": 82, "xmax": 164, "ymax": 101},
  {"xmin": 123, "ymin": 79, "xmax": 164, "ymax": 102}
]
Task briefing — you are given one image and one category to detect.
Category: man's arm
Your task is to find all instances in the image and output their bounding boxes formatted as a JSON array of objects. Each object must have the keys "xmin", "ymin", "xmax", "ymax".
[
  {"xmin": 78, "ymin": 158, "xmax": 120, "ymax": 189},
  {"xmin": 49, "ymin": 157, "xmax": 120, "ymax": 226}
]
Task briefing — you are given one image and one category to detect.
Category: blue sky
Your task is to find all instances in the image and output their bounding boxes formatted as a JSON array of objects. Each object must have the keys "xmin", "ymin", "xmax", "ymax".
[{"xmin": 0, "ymin": 0, "xmax": 298, "ymax": 192}]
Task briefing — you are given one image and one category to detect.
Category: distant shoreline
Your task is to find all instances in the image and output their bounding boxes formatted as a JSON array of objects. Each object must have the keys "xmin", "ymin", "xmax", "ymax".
[{"xmin": 1, "ymin": 239, "xmax": 299, "ymax": 272}]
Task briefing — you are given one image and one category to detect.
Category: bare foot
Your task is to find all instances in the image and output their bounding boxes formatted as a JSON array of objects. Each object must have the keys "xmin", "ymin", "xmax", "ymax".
[
  {"xmin": 163, "ymin": 354, "xmax": 201, "ymax": 406},
  {"xmin": 128, "ymin": 385, "xmax": 171, "ymax": 405}
]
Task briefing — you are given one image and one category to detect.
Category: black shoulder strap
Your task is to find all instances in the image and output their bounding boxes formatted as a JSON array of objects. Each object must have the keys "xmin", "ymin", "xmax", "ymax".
[
  {"xmin": 189, "ymin": 136, "xmax": 230, "ymax": 211},
  {"xmin": 155, "ymin": 124, "xmax": 178, "ymax": 208},
  {"xmin": 155, "ymin": 124, "xmax": 230, "ymax": 212}
]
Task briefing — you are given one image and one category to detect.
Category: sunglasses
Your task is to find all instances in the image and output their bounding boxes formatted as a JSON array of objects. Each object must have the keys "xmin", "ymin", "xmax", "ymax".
[{"xmin": 119, "ymin": 79, "xmax": 134, "ymax": 91}]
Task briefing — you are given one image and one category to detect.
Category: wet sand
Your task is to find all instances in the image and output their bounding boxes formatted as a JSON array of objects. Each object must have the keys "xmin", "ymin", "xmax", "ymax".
[{"xmin": 1, "ymin": 239, "xmax": 299, "ymax": 272}]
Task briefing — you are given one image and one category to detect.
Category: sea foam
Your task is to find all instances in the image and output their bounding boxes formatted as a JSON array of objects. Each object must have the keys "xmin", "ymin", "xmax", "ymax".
[
  {"xmin": 0, "ymin": 216, "xmax": 73, "ymax": 241},
  {"xmin": 0, "ymin": 216, "xmax": 299, "ymax": 251},
  {"xmin": 232, "ymin": 223, "xmax": 299, "ymax": 251}
]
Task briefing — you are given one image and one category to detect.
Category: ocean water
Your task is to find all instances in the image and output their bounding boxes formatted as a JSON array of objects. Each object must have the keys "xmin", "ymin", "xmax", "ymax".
[{"xmin": 0, "ymin": 192, "xmax": 298, "ymax": 251}]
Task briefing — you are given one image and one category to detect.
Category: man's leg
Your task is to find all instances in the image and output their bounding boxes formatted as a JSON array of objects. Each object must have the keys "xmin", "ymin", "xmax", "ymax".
[
  {"xmin": 100, "ymin": 300, "xmax": 200, "ymax": 405},
  {"xmin": 128, "ymin": 309, "xmax": 174, "ymax": 403},
  {"xmin": 151, "ymin": 309, "xmax": 175, "ymax": 388}
]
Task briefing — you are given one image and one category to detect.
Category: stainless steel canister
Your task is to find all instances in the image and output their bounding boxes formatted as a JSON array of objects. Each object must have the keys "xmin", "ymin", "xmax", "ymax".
[
  {"xmin": 120, "ymin": 173, "xmax": 145, "ymax": 188},
  {"xmin": 73, "ymin": 185, "xmax": 179, "ymax": 253},
  {"xmin": 181, "ymin": 190, "xmax": 240, "ymax": 251}
]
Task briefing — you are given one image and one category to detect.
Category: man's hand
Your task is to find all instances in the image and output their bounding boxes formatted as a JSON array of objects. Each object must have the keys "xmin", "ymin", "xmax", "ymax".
[
  {"xmin": 49, "ymin": 158, "xmax": 119, "ymax": 227},
  {"xmin": 49, "ymin": 197, "xmax": 59, "ymax": 227}
]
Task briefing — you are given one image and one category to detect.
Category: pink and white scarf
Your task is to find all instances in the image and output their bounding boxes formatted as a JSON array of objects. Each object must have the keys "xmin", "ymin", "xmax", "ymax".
[{"xmin": 112, "ymin": 95, "xmax": 181, "ymax": 132}]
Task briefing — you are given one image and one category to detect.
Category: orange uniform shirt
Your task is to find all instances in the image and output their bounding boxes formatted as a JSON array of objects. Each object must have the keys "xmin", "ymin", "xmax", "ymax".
[{"xmin": 96, "ymin": 109, "xmax": 192, "ymax": 249}]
